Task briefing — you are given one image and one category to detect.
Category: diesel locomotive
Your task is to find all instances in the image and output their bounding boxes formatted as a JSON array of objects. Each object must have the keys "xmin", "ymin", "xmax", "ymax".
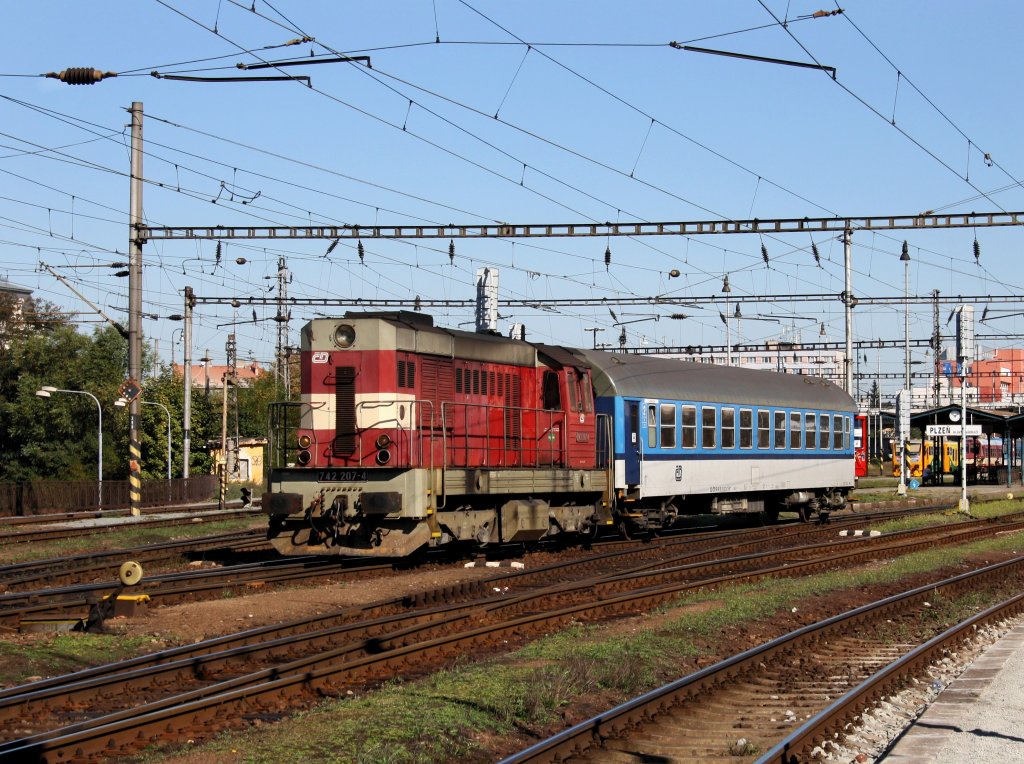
[{"xmin": 263, "ymin": 312, "xmax": 856, "ymax": 557}]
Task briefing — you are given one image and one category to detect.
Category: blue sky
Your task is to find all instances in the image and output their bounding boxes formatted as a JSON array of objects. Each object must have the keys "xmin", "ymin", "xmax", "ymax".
[{"xmin": 2, "ymin": 2, "xmax": 1022, "ymax": 400}]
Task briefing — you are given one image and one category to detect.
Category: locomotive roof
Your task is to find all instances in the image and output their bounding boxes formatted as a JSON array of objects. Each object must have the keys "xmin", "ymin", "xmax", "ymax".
[{"xmin": 570, "ymin": 348, "xmax": 856, "ymax": 411}]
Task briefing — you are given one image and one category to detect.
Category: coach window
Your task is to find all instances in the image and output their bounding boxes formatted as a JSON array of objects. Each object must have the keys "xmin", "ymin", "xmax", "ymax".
[
  {"xmin": 660, "ymin": 404, "xmax": 676, "ymax": 448},
  {"xmin": 682, "ymin": 406, "xmax": 697, "ymax": 448},
  {"xmin": 833, "ymin": 414, "xmax": 844, "ymax": 449},
  {"xmin": 702, "ymin": 406, "xmax": 717, "ymax": 448},
  {"xmin": 647, "ymin": 404, "xmax": 658, "ymax": 448},
  {"xmin": 774, "ymin": 411, "xmax": 786, "ymax": 448},
  {"xmin": 789, "ymin": 411, "xmax": 801, "ymax": 449},
  {"xmin": 542, "ymin": 371, "xmax": 561, "ymax": 410},
  {"xmin": 758, "ymin": 410, "xmax": 770, "ymax": 448},
  {"xmin": 740, "ymin": 409, "xmax": 753, "ymax": 449},
  {"xmin": 819, "ymin": 414, "xmax": 830, "ymax": 449},
  {"xmin": 804, "ymin": 413, "xmax": 816, "ymax": 449},
  {"xmin": 722, "ymin": 407, "xmax": 735, "ymax": 449}
]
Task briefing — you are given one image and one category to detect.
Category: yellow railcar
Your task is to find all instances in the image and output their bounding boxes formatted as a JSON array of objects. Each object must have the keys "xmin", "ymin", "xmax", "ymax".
[{"xmin": 891, "ymin": 439, "xmax": 959, "ymax": 478}]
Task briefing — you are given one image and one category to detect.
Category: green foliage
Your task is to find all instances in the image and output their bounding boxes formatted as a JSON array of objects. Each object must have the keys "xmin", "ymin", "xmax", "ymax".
[{"xmin": 0, "ymin": 302, "xmax": 226, "ymax": 482}]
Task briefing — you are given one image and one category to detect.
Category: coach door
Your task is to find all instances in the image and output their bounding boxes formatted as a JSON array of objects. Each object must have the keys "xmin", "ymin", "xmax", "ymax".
[{"xmin": 624, "ymin": 400, "xmax": 641, "ymax": 485}]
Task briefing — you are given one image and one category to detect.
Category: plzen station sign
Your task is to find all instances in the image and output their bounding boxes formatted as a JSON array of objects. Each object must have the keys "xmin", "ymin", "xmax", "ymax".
[{"xmin": 925, "ymin": 424, "xmax": 982, "ymax": 437}]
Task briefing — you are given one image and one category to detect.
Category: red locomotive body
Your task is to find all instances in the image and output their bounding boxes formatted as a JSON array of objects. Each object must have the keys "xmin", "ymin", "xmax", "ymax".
[{"xmin": 264, "ymin": 312, "xmax": 609, "ymax": 556}]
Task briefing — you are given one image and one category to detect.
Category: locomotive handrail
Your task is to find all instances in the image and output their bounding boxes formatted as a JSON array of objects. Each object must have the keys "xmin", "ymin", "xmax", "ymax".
[
  {"xmin": 353, "ymin": 399, "xmax": 436, "ymax": 471},
  {"xmin": 440, "ymin": 401, "xmax": 568, "ymax": 470}
]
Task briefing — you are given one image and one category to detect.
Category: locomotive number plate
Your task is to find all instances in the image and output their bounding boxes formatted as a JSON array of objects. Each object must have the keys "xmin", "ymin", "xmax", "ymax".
[{"xmin": 317, "ymin": 469, "xmax": 368, "ymax": 482}]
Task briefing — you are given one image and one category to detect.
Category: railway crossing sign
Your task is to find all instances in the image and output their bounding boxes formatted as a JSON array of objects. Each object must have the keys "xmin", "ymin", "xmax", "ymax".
[{"xmin": 925, "ymin": 424, "xmax": 982, "ymax": 437}]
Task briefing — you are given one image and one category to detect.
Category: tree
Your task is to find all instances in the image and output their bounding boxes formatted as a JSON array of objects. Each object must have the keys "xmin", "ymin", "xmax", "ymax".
[
  {"xmin": 0, "ymin": 321, "xmax": 124, "ymax": 482},
  {"xmin": 869, "ymin": 380, "xmax": 881, "ymax": 408}
]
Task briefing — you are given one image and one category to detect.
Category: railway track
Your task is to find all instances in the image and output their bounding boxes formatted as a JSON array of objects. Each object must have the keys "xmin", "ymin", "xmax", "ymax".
[
  {"xmin": 0, "ymin": 511, "xmax": 1021, "ymax": 760},
  {"xmin": 503, "ymin": 561, "xmax": 1024, "ymax": 764},
  {"xmin": 0, "ymin": 504, "xmax": 950, "ymax": 628},
  {"xmin": 0, "ymin": 529, "xmax": 267, "ymax": 592},
  {"xmin": 0, "ymin": 508, "xmax": 260, "ymax": 545}
]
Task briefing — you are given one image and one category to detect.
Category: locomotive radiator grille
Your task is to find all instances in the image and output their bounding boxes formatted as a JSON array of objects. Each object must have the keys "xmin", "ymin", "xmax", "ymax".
[{"xmin": 333, "ymin": 366, "xmax": 357, "ymax": 456}]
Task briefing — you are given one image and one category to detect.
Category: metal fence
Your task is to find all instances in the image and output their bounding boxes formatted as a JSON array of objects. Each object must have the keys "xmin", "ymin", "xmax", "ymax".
[{"xmin": 0, "ymin": 475, "xmax": 219, "ymax": 516}]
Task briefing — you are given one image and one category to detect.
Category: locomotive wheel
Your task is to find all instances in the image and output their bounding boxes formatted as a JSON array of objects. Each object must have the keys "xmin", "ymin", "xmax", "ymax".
[{"xmin": 118, "ymin": 560, "xmax": 143, "ymax": 586}]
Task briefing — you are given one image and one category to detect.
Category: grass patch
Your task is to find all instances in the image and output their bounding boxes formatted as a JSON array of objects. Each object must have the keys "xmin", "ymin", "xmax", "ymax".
[
  {"xmin": 0, "ymin": 518, "xmax": 260, "ymax": 564},
  {"xmin": 868, "ymin": 498, "xmax": 1024, "ymax": 534},
  {"xmin": 0, "ymin": 632, "xmax": 152, "ymax": 687},
  {"xmin": 177, "ymin": 529, "xmax": 1024, "ymax": 763}
]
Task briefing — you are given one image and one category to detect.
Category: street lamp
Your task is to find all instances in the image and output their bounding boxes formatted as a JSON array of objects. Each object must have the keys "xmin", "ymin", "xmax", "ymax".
[
  {"xmin": 117, "ymin": 398, "xmax": 172, "ymax": 480},
  {"xmin": 722, "ymin": 274, "xmax": 732, "ymax": 366},
  {"xmin": 36, "ymin": 386, "xmax": 103, "ymax": 507}
]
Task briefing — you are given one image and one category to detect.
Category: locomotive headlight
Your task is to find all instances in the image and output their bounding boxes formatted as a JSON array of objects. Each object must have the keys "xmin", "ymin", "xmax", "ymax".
[
  {"xmin": 297, "ymin": 449, "xmax": 312, "ymax": 465},
  {"xmin": 297, "ymin": 434, "xmax": 312, "ymax": 449},
  {"xmin": 375, "ymin": 448, "xmax": 392, "ymax": 465},
  {"xmin": 375, "ymin": 434, "xmax": 392, "ymax": 449},
  {"xmin": 333, "ymin": 323, "xmax": 356, "ymax": 348}
]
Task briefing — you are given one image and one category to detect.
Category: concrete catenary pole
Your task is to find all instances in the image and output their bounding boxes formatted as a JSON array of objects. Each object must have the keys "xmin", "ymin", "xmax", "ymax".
[
  {"xmin": 128, "ymin": 102, "xmax": 144, "ymax": 516},
  {"xmin": 182, "ymin": 286, "xmax": 194, "ymax": 479}
]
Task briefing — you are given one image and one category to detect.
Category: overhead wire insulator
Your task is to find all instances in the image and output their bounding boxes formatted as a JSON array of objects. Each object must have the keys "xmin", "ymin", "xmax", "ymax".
[
  {"xmin": 414, "ymin": 295, "xmax": 422, "ymax": 312},
  {"xmin": 448, "ymin": 239, "xmax": 455, "ymax": 264},
  {"xmin": 215, "ymin": 241, "xmax": 222, "ymax": 265},
  {"xmin": 325, "ymin": 239, "xmax": 338, "ymax": 257},
  {"xmin": 761, "ymin": 243, "xmax": 769, "ymax": 266},
  {"xmin": 973, "ymin": 238, "xmax": 981, "ymax": 264},
  {"xmin": 357, "ymin": 240, "xmax": 365, "ymax": 264},
  {"xmin": 604, "ymin": 245, "xmax": 611, "ymax": 271},
  {"xmin": 812, "ymin": 242, "xmax": 821, "ymax": 266},
  {"xmin": 44, "ymin": 68, "xmax": 117, "ymax": 85}
]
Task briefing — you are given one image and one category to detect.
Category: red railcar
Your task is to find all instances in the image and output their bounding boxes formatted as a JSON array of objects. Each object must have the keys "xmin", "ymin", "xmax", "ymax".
[{"xmin": 853, "ymin": 414, "xmax": 868, "ymax": 478}]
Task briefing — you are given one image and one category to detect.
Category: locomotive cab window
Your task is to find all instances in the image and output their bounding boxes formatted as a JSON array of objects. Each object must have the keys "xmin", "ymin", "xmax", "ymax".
[
  {"xmin": 789, "ymin": 412, "xmax": 801, "ymax": 449},
  {"xmin": 774, "ymin": 411, "xmax": 786, "ymax": 448},
  {"xmin": 758, "ymin": 410, "xmax": 770, "ymax": 449},
  {"xmin": 739, "ymin": 408, "xmax": 753, "ymax": 449},
  {"xmin": 542, "ymin": 371, "xmax": 561, "ymax": 410},
  {"xmin": 682, "ymin": 405, "xmax": 697, "ymax": 448},
  {"xmin": 819, "ymin": 414, "xmax": 830, "ymax": 449},
  {"xmin": 702, "ymin": 406, "xmax": 717, "ymax": 449},
  {"xmin": 804, "ymin": 413, "xmax": 816, "ymax": 449},
  {"xmin": 660, "ymin": 404, "xmax": 676, "ymax": 448},
  {"xmin": 721, "ymin": 407, "xmax": 735, "ymax": 449}
]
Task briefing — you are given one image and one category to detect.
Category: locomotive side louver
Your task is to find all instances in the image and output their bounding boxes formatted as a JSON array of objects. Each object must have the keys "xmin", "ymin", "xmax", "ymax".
[{"xmin": 333, "ymin": 366, "xmax": 357, "ymax": 456}]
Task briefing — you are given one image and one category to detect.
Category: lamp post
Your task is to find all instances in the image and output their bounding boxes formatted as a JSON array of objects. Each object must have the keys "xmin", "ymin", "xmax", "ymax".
[
  {"xmin": 722, "ymin": 274, "xmax": 732, "ymax": 366},
  {"xmin": 117, "ymin": 398, "xmax": 172, "ymax": 480},
  {"xmin": 899, "ymin": 242, "xmax": 911, "ymax": 496},
  {"xmin": 36, "ymin": 386, "xmax": 103, "ymax": 508}
]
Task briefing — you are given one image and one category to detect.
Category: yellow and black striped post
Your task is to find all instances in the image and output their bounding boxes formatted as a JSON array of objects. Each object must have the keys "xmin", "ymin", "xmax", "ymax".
[{"xmin": 129, "ymin": 436, "xmax": 141, "ymax": 517}]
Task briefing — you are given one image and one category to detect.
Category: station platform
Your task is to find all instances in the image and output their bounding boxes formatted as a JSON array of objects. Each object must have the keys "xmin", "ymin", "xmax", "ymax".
[{"xmin": 881, "ymin": 622, "xmax": 1024, "ymax": 762}]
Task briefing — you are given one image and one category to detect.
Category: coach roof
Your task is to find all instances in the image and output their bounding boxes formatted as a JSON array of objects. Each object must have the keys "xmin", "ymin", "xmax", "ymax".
[{"xmin": 571, "ymin": 348, "xmax": 856, "ymax": 411}]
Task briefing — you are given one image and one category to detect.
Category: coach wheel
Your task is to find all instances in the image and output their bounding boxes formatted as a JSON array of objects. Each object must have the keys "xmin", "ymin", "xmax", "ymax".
[
  {"xmin": 798, "ymin": 505, "xmax": 811, "ymax": 523},
  {"xmin": 119, "ymin": 560, "xmax": 144, "ymax": 587}
]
